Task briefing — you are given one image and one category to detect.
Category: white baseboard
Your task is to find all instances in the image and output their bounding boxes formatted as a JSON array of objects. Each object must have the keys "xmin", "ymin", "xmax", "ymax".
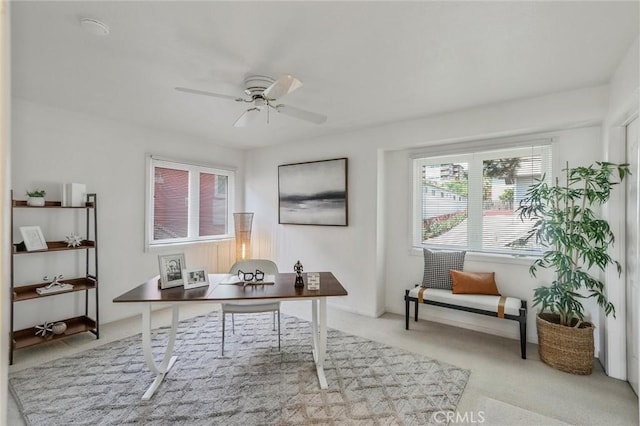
[{"xmin": 327, "ymin": 300, "xmax": 379, "ymax": 318}]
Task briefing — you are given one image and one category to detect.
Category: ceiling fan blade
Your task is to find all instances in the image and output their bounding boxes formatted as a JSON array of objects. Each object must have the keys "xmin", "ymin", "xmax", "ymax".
[
  {"xmin": 175, "ymin": 87, "xmax": 242, "ymax": 101},
  {"xmin": 263, "ymin": 75, "xmax": 303, "ymax": 100},
  {"xmin": 275, "ymin": 104, "xmax": 327, "ymax": 124},
  {"xmin": 233, "ymin": 107, "xmax": 261, "ymax": 127}
]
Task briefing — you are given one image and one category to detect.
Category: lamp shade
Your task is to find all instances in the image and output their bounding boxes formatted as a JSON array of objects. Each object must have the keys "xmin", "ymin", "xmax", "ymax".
[{"xmin": 233, "ymin": 212, "xmax": 254, "ymax": 261}]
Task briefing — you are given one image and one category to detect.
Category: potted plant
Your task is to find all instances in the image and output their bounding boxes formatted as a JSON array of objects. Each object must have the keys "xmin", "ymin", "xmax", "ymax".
[
  {"xmin": 517, "ymin": 161, "xmax": 629, "ymax": 375},
  {"xmin": 26, "ymin": 189, "xmax": 46, "ymax": 207}
]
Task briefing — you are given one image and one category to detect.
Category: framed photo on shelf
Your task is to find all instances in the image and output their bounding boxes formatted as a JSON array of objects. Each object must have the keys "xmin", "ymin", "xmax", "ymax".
[
  {"xmin": 278, "ymin": 157, "xmax": 348, "ymax": 226},
  {"xmin": 158, "ymin": 253, "xmax": 186, "ymax": 289},
  {"xmin": 19, "ymin": 226, "xmax": 48, "ymax": 251},
  {"xmin": 182, "ymin": 267, "xmax": 209, "ymax": 290}
]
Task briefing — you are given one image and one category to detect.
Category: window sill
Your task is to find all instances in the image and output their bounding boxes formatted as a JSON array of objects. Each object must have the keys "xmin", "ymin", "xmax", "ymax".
[
  {"xmin": 409, "ymin": 247, "xmax": 539, "ymax": 266},
  {"xmin": 147, "ymin": 238, "xmax": 233, "ymax": 252}
]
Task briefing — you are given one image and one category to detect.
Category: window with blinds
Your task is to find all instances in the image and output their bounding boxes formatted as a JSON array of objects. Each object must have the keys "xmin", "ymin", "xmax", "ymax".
[
  {"xmin": 413, "ymin": 142, "xmax": 552, "ymax": 255},
  {"xmin": 147, "ymin": 157, "xmax": 234, "ymax": 247}
]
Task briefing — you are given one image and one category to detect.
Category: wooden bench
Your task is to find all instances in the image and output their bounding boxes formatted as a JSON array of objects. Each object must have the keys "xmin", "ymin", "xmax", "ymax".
[{"xmin": 404, "ymin": 286, "xmax": 527, "ymax": 359}]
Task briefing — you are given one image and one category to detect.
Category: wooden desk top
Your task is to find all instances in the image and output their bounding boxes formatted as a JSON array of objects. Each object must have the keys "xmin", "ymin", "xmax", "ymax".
[{"xmin": 113, "ymin": 272, "xmax": 348, "ymax": 303}]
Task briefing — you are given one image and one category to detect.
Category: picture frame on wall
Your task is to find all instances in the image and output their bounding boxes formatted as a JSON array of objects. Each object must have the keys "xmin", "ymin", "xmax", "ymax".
[
  {"xmin": 278, "ymin": 158, "xmax": 348, "ymax": 226},
  {"xmin": 19, "ymin": 226, "xmax": 48, "ymax": 251},
  {"xmin": 158, "ymin": 253, "xmax": 186, "ymax": 289},
  {"xmin": 182, "ymin": 267, "xmax": 209, "ymax": 290}
]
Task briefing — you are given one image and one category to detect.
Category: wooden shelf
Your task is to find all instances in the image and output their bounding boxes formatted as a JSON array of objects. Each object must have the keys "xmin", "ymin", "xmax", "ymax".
[
  {"xmin": 13, "ymin": 277, "xmax": 97, "ymax": 302},
  {"xmin": 13, "ymin": 240, "xmax": 95, "ymax": 254},
  {"xmin": 12, "ymin": 316, "xmax": 97, "ymax": 350},
  {"xmin": 12, "ymin": 199, "xmax": 94, "ymax": 208}
]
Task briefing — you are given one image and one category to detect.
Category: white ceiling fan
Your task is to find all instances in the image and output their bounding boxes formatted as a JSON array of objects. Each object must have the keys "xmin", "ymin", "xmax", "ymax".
[{"xmin": 175, "ymin": 74, "xmax": 327, "ymax": 127}]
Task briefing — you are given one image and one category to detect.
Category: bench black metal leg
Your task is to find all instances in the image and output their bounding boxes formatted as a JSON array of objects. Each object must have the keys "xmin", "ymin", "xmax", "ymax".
[
  {"xmin": 520, "ymin": 319, "xmax": 526, "ymax": 359},
  {"xmin": 414, "ymin": 299, "xmax": 419, "ymax": 322},
  {"xmin": 405, "ymin": 290, "xmax": 410, "ymax": 330},
  {"xmin": 519, "ymin": 302, "xmax": 527, "ymax": 359}
]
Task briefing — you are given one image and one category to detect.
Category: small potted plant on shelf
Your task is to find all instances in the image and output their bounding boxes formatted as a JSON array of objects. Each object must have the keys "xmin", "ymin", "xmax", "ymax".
[
  {"xmin": 26, "ymin": 189, "xmax": 46, "ymax": 207},
  {"xmin": 517, "ymin": 161, "xmax": 629, "ymax": 375}
]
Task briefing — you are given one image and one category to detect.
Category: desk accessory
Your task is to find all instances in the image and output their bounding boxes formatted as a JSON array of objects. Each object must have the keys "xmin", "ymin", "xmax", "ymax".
[
  {"xmin": 307, "ymin": 272, "xmax": 320, "ymax": 290},
  {"xmin": 294, "ymin": 260, "xmax": 304, "ymax": 288}
]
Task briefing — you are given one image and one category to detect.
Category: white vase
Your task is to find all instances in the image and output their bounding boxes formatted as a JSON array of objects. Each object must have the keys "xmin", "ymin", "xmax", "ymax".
[{"xmin": 27, "ymin": 197, "xmax": 45, "ymax": 207}]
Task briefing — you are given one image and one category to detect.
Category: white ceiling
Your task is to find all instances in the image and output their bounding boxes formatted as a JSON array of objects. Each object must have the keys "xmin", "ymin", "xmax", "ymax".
[{"xmin": 11, "ymin": 1, "xmax": 639, "ymax": 150}]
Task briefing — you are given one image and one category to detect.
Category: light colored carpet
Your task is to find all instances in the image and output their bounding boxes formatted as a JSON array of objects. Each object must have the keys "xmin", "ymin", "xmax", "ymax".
[
  {"xmin": 475, "ymin": 397, "xmax": 570, "ymax": 426},
  {"xmin": 9, "ymin": 312, "xmax": 470, "ymax": 425}
]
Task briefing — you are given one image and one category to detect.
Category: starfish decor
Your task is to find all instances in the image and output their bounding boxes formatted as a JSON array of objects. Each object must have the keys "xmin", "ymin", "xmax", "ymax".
[{"xmin": 35, "ymin": 321, "xmax": 53, "ymax": 337}]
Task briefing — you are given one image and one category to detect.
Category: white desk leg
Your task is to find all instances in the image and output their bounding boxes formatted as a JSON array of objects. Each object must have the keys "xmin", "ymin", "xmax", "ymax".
[
  {"xmin": 311, "ymin": 298, "xmax": 319, "ymax": 363},
  {"xmin": 141, "ymin": 304, "xmax": 179, "ymax": 400},
  {"xmin": 314, "ymin": 298, "xmax": 328, "ymax": 389}
]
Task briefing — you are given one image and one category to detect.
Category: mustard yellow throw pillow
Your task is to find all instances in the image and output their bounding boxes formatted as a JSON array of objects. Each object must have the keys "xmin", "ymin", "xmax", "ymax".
[{"xmin": 450, "ymin": 270, "xmax": 500, "ymax": 295}]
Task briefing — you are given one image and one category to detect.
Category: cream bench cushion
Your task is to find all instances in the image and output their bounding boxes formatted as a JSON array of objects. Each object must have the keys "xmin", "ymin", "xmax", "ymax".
[{"xmin": 407, "ymin": 287, "xmax": 522, "ymax": 316}]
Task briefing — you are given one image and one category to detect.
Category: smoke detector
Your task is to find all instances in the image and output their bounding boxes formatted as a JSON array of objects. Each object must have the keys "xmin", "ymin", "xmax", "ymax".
[{"xmin": 80, "ymin": 18, "xmax": 110, "ymax": 36}]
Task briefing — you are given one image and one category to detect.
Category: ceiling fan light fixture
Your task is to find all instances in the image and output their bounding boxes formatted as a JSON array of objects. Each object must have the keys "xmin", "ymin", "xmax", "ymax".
[
  {"xmin": 176, "ymin": 73, "xmax": 327, "ymax": 127},
  {"xmin": 80, "ymin": 18, "xmax": 110, "ymax": 36},
  {"xmin": 243, "ymin": 75, "xmax": 275, "ymax": 98}
]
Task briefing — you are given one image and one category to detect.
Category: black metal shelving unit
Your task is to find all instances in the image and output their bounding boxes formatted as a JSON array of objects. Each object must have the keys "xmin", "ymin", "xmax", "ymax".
[{"xmin": 9, "ymin": 191, "xmax": 99, "ymax": 364}]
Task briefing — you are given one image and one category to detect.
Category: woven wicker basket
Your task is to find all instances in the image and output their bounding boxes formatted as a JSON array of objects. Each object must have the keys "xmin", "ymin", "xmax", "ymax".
[{"xmin": 536, "ymin": 313, "xmax": 594, "ymax": 375}]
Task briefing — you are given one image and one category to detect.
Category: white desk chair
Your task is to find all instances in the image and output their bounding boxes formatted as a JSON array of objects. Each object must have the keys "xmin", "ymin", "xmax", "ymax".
[{"xmin": 222, "ymin": 259, "xmax": 280, "ymax": 355}]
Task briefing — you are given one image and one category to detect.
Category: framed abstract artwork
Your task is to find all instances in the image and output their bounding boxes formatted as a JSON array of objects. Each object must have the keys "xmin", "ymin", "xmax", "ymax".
[{"xmin": 278, "ymin": 158, "xmax": 348, "ymax": 226}]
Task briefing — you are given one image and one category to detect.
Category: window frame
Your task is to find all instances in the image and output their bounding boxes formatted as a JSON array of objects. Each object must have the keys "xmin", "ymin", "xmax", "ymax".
[
  {"xmin": 411, "ymin": 138, "xmax": 554, "ymax": 255},
  {"xmin": 145, "ymin": 155, "xmax": 236, "ymax": 249}
]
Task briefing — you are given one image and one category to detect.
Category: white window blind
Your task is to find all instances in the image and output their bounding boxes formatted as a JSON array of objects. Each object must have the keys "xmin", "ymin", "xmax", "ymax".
[
  {"xmin": 146, "ymin": 157, "xmax": 235, "ymax": 247},
  {"xmin": 413, "ymin": 142, "xmax": 552, "ymax": 255}
]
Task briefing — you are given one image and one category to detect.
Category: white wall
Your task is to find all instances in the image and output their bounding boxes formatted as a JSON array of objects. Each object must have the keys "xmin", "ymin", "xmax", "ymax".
[
  {"xmin": 1, "ymin": 0, "xmax": 10, "ymax": 423},
  {"xmin": 607, "ymin": 36, "xmax": 640, "ymax": 127},
  {"xmin": 601, "ymin": 35, "xmax": 640, "ymax": 379},
  {"xmin": 10, "ymin": 99, "xmax": 245, "ymax": 327},
  {"xmin": 245, "ymin": 85, "xmax": 609, "ymax": 348},
  {"xmin": 245, "ymin": 137, "xmax": 380, "ymax": 316}
]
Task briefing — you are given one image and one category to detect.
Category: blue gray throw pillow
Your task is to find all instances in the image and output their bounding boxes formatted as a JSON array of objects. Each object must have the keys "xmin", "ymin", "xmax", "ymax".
[{"xmin": 422, "ymin": 248, "xmax": 466, "ymax": 289}]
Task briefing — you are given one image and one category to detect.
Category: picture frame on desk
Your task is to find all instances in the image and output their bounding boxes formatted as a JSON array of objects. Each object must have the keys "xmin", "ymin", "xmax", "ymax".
[
  {"xmin": 19, "ymin": 226, "xmax": 48, "ymax": 251},
  {"xmin": 182, "ymin": 267, "xmax": 209, "ymax": 290},
  {"xmin": 158, "ymin": 253, "xmax": 186, "ymax": 289}
]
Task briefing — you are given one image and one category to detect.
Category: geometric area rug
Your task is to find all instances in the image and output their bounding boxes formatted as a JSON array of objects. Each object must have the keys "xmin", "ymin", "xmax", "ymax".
[{"xmin": 10, "ymin": 311, "xmax": 470, "ymax": 425}]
